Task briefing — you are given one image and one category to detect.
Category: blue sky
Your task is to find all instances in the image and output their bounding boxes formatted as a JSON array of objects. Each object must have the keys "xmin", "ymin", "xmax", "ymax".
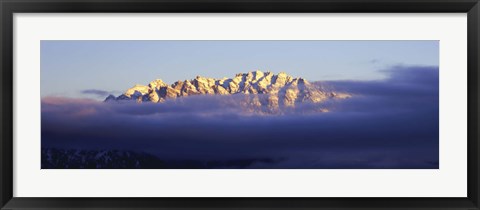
[{"xmin": 41, "ymin": 40, "xmax": 439, "ymax": 99}]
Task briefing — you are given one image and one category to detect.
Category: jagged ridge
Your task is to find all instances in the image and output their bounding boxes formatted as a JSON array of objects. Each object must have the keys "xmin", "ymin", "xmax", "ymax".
[{"xmin": 106, "ymin": 70, "xmax": 350, "ymax": 113}]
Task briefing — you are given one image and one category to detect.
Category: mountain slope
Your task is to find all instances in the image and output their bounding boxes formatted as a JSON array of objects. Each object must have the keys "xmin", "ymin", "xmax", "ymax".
[{"xmin": 105, "ymin": 70, "xmax": 350, "ymax": 113}]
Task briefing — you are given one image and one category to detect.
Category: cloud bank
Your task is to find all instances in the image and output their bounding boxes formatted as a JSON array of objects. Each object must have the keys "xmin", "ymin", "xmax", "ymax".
[{"xmin": 42, "ymin": 65, "xmax": 439, "ymax": 169}]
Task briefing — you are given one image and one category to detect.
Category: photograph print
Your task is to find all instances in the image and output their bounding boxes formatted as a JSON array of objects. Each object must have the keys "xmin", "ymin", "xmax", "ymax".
[{"xmin": 41, "ymin": 40, "xmax": 439, "ymax": 169}]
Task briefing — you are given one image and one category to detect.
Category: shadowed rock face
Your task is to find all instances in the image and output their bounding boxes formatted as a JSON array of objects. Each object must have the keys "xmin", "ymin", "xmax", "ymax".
[{"xmin": 105, "ymin": 70, "xmax": 351, "ymax": 113}]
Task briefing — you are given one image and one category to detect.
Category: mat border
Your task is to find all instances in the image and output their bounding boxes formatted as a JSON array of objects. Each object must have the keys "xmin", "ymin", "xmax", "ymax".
[{"xmin": 1, "ymin": 0, "xmax": 479, "ymax": 209}]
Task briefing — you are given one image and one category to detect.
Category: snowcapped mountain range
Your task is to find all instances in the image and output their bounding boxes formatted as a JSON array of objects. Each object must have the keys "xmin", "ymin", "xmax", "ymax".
[{"xmin": 105, "ymin": 70, "xmax": 350, "ymax": 113}]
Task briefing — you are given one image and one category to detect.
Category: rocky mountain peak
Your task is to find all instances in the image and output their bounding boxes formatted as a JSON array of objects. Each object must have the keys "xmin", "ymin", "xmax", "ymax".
[{"xmin": 106, "ymin": 70, "xmax": 351, "ymax": 113}]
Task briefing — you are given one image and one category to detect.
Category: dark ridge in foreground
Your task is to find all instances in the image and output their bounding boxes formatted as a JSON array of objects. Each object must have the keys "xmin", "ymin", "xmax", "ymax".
[
  {"xmin": 41, "ymin": 148, "xmax": 438, "ymax": 169},
  {"xmin": 41, "ymin": 148, "xmax": 165, "ymax": 169},
  {"xmin": 41, "ymin": 148, "xmax": 279, "ymax": 169}
]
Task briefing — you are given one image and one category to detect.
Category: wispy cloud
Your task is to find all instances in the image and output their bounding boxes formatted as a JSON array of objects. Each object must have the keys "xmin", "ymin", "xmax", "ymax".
[{"xmin": 81, "ymin": 89, "xmax": 114, "ymax": 98}]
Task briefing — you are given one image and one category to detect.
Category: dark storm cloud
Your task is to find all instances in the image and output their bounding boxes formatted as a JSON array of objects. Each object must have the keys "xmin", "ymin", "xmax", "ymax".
[{"xmin": 42, "ymin": 65, "xmax": 439, "ymax": 169}]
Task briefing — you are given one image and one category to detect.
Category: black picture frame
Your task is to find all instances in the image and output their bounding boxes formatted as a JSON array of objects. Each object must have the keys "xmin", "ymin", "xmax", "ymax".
[{"xmin": 1, "ymin": 0, "xmax": 479, "ymax": 209}]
